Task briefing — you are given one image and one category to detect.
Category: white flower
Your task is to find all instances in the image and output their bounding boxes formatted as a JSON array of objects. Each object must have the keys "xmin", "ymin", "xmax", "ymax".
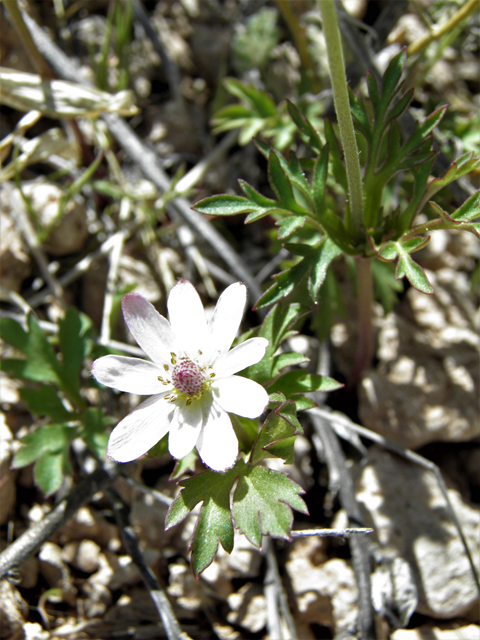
[{"xmin": 92, "ymin": 281, "xmax": 269, "ymax": 472}]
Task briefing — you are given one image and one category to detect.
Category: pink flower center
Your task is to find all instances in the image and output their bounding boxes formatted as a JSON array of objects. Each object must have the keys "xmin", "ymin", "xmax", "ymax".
[{"xmin": 171, "ymin": 360, "xmax": 205, "ymax": 396}]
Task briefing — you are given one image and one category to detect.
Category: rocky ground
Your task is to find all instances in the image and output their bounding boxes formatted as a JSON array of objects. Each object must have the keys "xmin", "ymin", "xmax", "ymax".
[{"xmin": 0, "ymin": 1, "xmax": 479, "ymax": 639}]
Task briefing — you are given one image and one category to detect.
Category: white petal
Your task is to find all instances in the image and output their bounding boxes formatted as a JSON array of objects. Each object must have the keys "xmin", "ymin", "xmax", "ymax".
[
  {"xmin": 214, "ymin": 338, "xmax": 269, "ymax": 378},
  {"xmin": 204, "ymin": 282, "xmax": 247, "ymax": 365},
  {"xmin": 92, "ymin": 355, "xmax": 171, "ymax": 394},
  {"xmin": 214, "ymin": 376, "xmax": 269, "ymax": 419},
  {"xmin": 122, "ymin": 294, "xmax": 176, "ymax": 365},
  {"xmin": 167, "ymin": 281, "xmax": 208, "ymax": 355},
  {"xmin": 107, "ymin": 394, "xmax": 173, "ymax": 463},
  {"xmin": 168, "ymin": 399, "xmax": 203, "ymax": 460},
  {"xmin": 196, "ymin": 402, "xmax": 238, "ymax": 471}
]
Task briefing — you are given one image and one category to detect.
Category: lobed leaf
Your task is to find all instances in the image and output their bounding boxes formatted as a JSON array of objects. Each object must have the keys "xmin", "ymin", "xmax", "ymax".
[
  {"xmin": 232, "ymin": 463, "xmax": 308, "ymax": 547},
  {"xmin": 250, "ymin": 400, "xmax": 303, "ymax": 465}
]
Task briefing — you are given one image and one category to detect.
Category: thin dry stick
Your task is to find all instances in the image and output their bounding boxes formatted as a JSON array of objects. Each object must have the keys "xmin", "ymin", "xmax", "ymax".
[
  {"xmin": 100, "ymin": 230, "xmax": 125, "ymax": 344},
  {"xmin": 11, "ymin": 189, "xmax": 67, "ymax": 310},
  {"xmin": 26, "ymin": 229, "xmax": 132, "ymax": 309},
  {"xmin": 291, "ymin": 528, "xmax": 373, "ymax": 538},
  {"xmin": 408, "ymin": 0, "xmax": 480, "ymax": 56},
  {"xmin": 264, "ymin": 537, "xmax": 298, "ymax": 640},
  {"xmin": 107, "ymin": 487, "xmax": 192, "ymax": 640},
  {"xmin": 0, "ymin": 461, "xmax": 119, "ymax": 580},
  {"xmin": 310, "ymin": 413, "xmax": 376, "ymax": 640},
  {"xmin": 310, "ymin": 406, "xmax": 480, "ymax": 595}
]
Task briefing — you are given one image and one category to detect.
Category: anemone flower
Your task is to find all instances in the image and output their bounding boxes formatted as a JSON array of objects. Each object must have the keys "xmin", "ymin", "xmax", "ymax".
[{"xmin": 92, "ymin": 281, "xmax": 269, "ymax": 471}]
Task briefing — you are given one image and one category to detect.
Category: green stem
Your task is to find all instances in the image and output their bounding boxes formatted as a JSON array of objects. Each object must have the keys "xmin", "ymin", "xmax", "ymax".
[
  {"xmin": 349, "ymin": 256, "xmax": 374, "ymax": 387},
  {"xmin": 318, "ymin": 0, "xmax": 364, "ymax": 246}
]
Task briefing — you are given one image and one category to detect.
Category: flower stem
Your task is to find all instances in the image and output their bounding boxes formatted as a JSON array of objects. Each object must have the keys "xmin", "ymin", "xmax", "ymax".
[
  {"xmin": 408, "ymin": 0, "xmax": 480, "ymax": 57},
  {"xmin": 349, "ymin": 256, "xmax": 374, "ymax": 387},
  {"xmin": 318, "ymin": 0, "xmax": 364, "ymax": 246}
]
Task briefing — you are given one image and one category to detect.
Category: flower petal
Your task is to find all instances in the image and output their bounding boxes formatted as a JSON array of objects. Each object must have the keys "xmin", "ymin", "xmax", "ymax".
[
  {"xmin": 214, "ymin": 376, "xmax": 269, "ymax": 419},
  {"xmin": 204, "ymin": 282, "xmax": 247, "ymax": 365},
  {"xmin": 107, "ymin": 394, "xmax": 173, "ymax": 463},
  {"xmin": 196, "ymin": 402, "xmax": 238, "ymax": 471},
  {"xmin": 92, "ymin": 355, "xmax": 171, "ymax": 394},
  {"xmin": 122, "ymin": 294, "xmax": 176, "ymax": 365},
  {"xmin": 214, "ymin": 338, "xmax": 269, "ymax": 378},
  {"xmin": 167, "ymin": 281, "xmax": 208, "ymax": 356},
  {"xmin": 168, "ymin": 399, "xmax": 203, "ymax": 460}
]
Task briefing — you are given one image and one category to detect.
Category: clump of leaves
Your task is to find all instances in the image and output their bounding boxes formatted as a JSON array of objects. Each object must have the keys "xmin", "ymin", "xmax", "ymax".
[
  {"xmin": 0, "ymin": 310, "xmax": 110, "ymax": 494},
  {"xmin": 199, "ymin": 49, "xmax": 480, "ymax": 306}
]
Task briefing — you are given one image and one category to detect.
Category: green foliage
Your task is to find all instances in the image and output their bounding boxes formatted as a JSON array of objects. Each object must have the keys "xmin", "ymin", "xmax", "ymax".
[
  {"xmin": 201, "ymin": 48, "xmax": 479, "ymax": 302},
  {"xmin": 12, "ymin": 424, "xmax": 75, "ymax": 495},
  {"xmin": 0, "ymin": 309, "xmax": 109, "ymax": 494},
  {"xmin": 232, "ymin": 8, "xmax": 280, "ymax": 74},
  {"xmin": 166, "ymin": 457, "xmax": 307, "ymax": 575}
]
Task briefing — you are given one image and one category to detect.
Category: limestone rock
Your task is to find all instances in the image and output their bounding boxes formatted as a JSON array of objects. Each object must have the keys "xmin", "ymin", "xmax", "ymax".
[
  {"xmin": 355, "ymin": 446, "xmax": 479, "ymax": 618},
  {"xmin": 359, "ymin": 270, "xmax": 479, "ymax": 449}
]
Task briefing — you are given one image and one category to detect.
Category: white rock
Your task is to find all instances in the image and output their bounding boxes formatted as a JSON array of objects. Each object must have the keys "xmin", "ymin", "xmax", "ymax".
[
  {"xmin": 355, "ymin": 446, "xmax": 479, "ymax": 618},
  {"xmin": 0, "ymin": 188, "xmax": 31, "ymax": 291},
  {"xmin": 391, "ymin": 623, "xmax": 480, "ymax": 639}
]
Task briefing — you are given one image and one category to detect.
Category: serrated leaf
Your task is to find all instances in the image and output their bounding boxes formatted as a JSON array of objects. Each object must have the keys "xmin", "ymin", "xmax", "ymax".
[
  {"xmin": 255, "ymin": 257, "xmax": 312, "ymax": 308},
  {"xmin": 276, "ymin": 215, "xmax": 307, "ymax": 240},
  {"xmin": 19, "ymin": 385, "xmax": 74, "ymax": 423},
  {"xmin": 250, "ymin": 400, "xmax": 302, "ymax": 465},
  {"xmin": 232, "ymin": 463, "xmax": 308, "ymax": 547},
  {"xmin": 171, "ymin": 449, "xmax": 197, "ymax": 480},
  {"xmin": 312, "ymin": 145, "xmax": 329, "ymax": 218},
  {"xmin": 12, "ymin": 424, "xmax": 74, "ymax": 468},
  {"xmin": 165, "ymin": 463, "xmax": 241, "ymax": 575},
  {"xmin": 268, "ymin": 151, "xmax": 310, "ymax": 214},
  {"xmin": 194, "ymin": 194, "xmax": 258, "ymax": 216},
  {"xmin": 268, "ymin": 370, "xmax": 343, "ymax": 401},
  {"xmin": 308, "ymin": 237, "xmax": 342, "ymax": 303},
  {"xmin": 243, "ymin": 302, "xmax": 307, "ymax": 385},
  {"xmin": 421, "ymin": 153, "xmax": 480, "ymax": 206},
  {"xmin": 0, "ymin": 314, "xmax": 61, "ymax": 384},
  {"xmin": 224, "ymin": 78, "xmax": 277, "ymax": 117},
  {"xmin": 286, "ymin": 100, "xmax": 323, "ymax": 153},
  {"xmin": 396, "ymin": 251, "xmax": 433, "ymax": 294},
  {"xmin": 270, "ymin": 352, "xmax": 309, "ymax": 377}
]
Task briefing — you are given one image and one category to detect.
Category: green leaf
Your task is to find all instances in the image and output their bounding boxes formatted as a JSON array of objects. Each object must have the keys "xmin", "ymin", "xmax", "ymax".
[
  {"xmin": 256, "ymin": 257, "xmax": 312, "ymax": 308},
  {"xmin": 324, "ymin": 118, "xmax": 348, "ymax": 191},
  {"xmin": 250, "ymin": 400, "xmax": 303, "ymax": 465},
  {"xmin": 194, "ymin": 194, "xmax": 258, "ymax": 217},
  {"xmin": 422, "ymin": 153, "xmax": 480, "ymax": 205},
  {"xmin": 286, "ymin": 100, "xmax": 323, "ymax": 153},
  {"xmin": 171, "ymin": 449, "xmax": 197, "ymax": 480},
  {"xmin": 270, "ymin": 352, "xmax": 309, "ymax": 377},
  {"xmin": 308, "ymin": 237, "xmax": 342, "ymax": 303},
  {"xmin": 19, "ymin": 385, "xmax": 74, "ymax": 423},
  {"xmin": 34, "ymin": 448, "xmax": 71, "ymax": 496},
  {"xmin": 243, "ymin": 302, "xmax": 307, "ymax": 385},
  {"xmin": 0, "ymin": 314, "xmax": 61, "ymax": 385},
  {"xmin": 165, "ymin": 463, "xmax": 240, "ymax": 575},
  {"xmin": 268, "ymin": 369, "xmax": 343, "ymax": 400},
  {"xmin": 312, "ymin": 144, "xmax": 329, "ymax": 218},
  {"xmin": 58, "ymin": 308, "xmax": 91, "ymax": 397},
  {"xmin": 82, "ymin": 408, "xmax": 111, "ymax": 458},
  {"xmin": 224, "ymin": 78, "xmax": 277, "ymax": 117},
  {"xmin": 268, "ymin": 151, "xmax": 310, "ymax": 214},
  {"xmin": 396, "ymin": 251, "xmax": 433, "ymax": 294},
  {"xmin": 276, "ymin": 215, "xmax": 307, "ymax": 240},
  {"xmin": 232, "ymin": 463, "xmax": 308, "ymax": 547}
]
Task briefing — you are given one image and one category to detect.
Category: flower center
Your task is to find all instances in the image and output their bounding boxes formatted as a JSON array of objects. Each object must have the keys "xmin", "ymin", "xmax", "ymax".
[{"xmin": 171, "ymin": 360, "xmax": 205, "ymax": 396}]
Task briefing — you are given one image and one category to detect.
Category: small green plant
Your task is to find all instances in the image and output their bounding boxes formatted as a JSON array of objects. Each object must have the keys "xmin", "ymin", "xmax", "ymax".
[
  {"xmin": 0, "ymin": 309, "xmax": 110, "ymax": 495},
  {"xmin": 196, "ymin": 47, "xmax": 479, "ymax": 378}
]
